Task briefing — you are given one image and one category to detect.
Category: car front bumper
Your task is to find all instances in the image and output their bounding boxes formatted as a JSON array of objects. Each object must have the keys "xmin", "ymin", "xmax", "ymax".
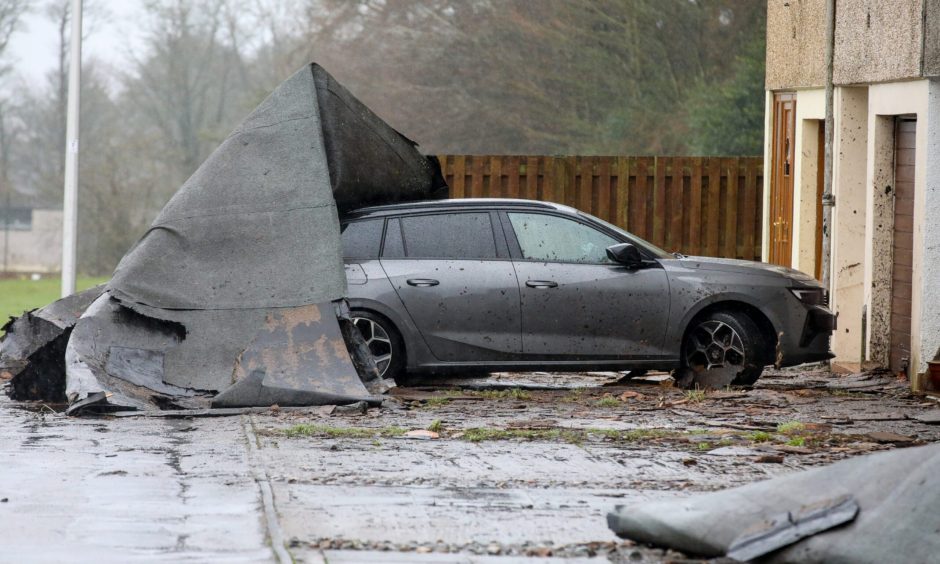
[{"xmin": 778, "ymin": 304, "xmax": 836, "ymax": 367}]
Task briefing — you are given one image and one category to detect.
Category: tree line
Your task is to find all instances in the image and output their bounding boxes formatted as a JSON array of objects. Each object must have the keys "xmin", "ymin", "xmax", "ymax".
[{"xmin": 0, "ymin": 0, "xmax": 766, "ymax": 275}]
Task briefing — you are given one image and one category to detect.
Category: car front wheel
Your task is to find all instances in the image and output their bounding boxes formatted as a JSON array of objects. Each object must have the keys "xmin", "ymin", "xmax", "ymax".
[{"xmin": 677, "ymin": 311, "xmax": 767, "ymax": 389}]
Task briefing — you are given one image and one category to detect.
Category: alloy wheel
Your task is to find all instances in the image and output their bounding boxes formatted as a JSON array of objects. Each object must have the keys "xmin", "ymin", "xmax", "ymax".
[
  {"xmin": 684, "ymin": 320, "xmax": 746, "ymax": 383},
  {"xmin": 352, "ymin": 317, "xmax": 393, "ymax": 377}
]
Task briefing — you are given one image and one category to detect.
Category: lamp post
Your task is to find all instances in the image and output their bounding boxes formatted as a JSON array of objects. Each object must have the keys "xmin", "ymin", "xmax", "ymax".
[{"xmin": 61, "ymin": 0, "xmax": 82, "ymax": 297}]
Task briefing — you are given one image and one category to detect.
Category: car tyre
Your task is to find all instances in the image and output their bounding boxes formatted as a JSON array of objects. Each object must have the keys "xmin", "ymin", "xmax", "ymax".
[
  {"xmin": 351, "ymin": 311, "xmax": 406, "ymax": 383},
  {"xmin": 679, "ymin": 311, "xmax": 767, "ymax": 389}
]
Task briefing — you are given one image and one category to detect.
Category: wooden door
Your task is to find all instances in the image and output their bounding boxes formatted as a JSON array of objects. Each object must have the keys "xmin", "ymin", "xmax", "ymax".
[
  {"xmin": 890, "ymin": 117, "xmax": 916, "ymax": 375},
  {"xmin": 769, "ymin": 93, "xmax": 796, "ymax": 267}
]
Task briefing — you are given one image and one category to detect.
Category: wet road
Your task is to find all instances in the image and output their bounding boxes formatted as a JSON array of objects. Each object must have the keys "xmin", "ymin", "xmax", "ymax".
[
  {"xmin": 0, "ymin": 403, "xmax": 272, "ymax": 563},
  {"xmin": 2, "ymin": 370, "xmax": 938, "ymax": 563}
]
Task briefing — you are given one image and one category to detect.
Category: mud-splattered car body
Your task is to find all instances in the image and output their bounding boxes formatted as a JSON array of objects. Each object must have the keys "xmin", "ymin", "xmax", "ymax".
[{"xmin": 340, "ymin": 199, "xmax": 835, "ymax": 386}]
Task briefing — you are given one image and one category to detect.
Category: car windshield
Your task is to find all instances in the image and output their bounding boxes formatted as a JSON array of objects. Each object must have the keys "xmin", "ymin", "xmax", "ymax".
[{"xmin": 577, "ymin": 212, "xmax": 673, "ymax": 259}]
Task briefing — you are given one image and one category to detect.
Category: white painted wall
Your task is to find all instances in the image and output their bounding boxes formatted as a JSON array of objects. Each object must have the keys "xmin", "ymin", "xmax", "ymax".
[
  {"xmin": 792, "ymin": 89, "xmax": 825, "ymax": 276},
  {"xmin": 830, "ymin": 87, "xmax": 869, "ymax": 364},
  {"xmin": 761, "ymin": 90, "xmax": 773, "ymax": 263},
  {"xmin": 0, "ymin": 209, "xmax": 63, "ymax": 273},
  {"xmin": 918, "ymin": 80, "xmax": 940, "ymax": 383}
]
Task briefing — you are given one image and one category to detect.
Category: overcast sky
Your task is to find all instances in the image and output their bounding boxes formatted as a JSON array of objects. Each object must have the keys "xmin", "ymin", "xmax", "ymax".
[{"xmin": 7, "ymin": 1, "xmax": 145, "ymax": 88}]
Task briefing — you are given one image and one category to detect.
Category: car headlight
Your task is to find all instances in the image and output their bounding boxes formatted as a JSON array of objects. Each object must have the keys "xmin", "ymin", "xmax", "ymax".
[{"xmin": 789, "ymin": 287, "xmax": 825, "ymax": 306}]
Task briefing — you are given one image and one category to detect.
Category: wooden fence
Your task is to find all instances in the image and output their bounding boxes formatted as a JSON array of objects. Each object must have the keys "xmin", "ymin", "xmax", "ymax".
[{"xmin": 438, "ymin": 155, "xmax": 764, "ymax": 261}]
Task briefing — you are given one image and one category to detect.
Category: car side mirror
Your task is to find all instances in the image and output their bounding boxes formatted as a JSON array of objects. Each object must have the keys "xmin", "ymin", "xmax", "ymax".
[{"xmin": 606, "ymin": 243, "xmax": 643, "ymax": 267}]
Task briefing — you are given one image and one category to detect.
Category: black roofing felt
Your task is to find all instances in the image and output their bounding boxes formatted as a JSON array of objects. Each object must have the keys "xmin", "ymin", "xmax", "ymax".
[{"xmin": 3, "ymin": 63, "xmax": 445, "ymax": 413}]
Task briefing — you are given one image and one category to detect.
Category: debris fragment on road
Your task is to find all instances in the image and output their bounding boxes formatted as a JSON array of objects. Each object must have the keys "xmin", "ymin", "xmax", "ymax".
[
  {"xmin": 0, "ymin": 286, "xmax": 104, "ymax": 402},
  {"xmin": 1, "ymin": 63, "xmax": 446, "ymax": 414},
  {"xmin": 607, "ymin": 443, "xmax": 940, "ymax": 562}
]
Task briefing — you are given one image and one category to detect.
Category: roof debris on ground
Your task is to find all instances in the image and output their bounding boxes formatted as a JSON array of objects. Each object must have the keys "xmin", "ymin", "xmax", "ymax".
[
  {"xmin": 0, "ymin": 63, "xmax": 446, "ymax": 414},
  {"xmin": 607, "ymin": 442, "xmax": 940, "ymax": 562}
]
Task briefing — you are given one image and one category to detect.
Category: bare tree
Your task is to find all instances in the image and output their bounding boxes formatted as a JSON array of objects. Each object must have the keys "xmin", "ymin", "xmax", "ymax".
[
  {"xmin": 122, "ymin": 0, "xmax": 248, "ymax": 192},
  {"xmin": 0, "ymin": 0, "xmax": 28, "ymax": 271}
]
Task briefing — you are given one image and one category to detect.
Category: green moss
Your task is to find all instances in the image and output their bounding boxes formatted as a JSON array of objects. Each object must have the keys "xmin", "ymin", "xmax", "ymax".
[
  {"xmin": 594, "ymin": 396, "xmax": 621, "ymax": 408},
  {"xmin": 786, "ymin": 436, "xmax": 806, "ymax": 447},
  {"xmin": 427, "ymin": 419, "xmax": 443, "ymax": 433},
  {"xmin": 282, "ymin": 424, "xmax": 407, "ymax": 439},
  {"xmin": 424, "ymin": 396, "xmax": 451, "ymax": 408},
  {"xmin": 749, "ymin": 431, "xmax": 772, "ymax": 443},
  {"xmin": 561, "ymin": 388, "xmax": 586, "ymax": 402},
  {"xmin": 459, "ymin": 427, "xmax": 585, "ymax": 445},
  {"xmin": 684, "ymin": 389, "xmax": 706, "ymax": 403},
  {"xmin": 475, "ymin": 388, "xmax": 531, "ymax": 401},
  {"xmin": 777, "ymin": 421, "xmax": 806, "ymax": 435}
]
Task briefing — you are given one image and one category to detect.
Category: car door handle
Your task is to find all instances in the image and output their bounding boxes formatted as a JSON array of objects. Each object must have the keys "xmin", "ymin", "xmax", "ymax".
[
  {"xmin": 406, "ymin": 278, "xmax": 440, "ymax": 287},
  {"xmin": 525, "ymin": 280, "xmax": 558, "ymax": 289}
]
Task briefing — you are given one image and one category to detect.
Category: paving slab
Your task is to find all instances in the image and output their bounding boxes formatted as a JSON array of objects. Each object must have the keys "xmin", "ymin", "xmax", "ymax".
[{"xmin": 0, "ymin": 399, "xmax": 274, "ymax": 563}]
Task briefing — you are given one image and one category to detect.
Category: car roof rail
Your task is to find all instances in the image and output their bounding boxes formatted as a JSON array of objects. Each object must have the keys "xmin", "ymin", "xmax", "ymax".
[{"xmin": 343, "ymin": 198, "xmax": 560, "ymax": 218}]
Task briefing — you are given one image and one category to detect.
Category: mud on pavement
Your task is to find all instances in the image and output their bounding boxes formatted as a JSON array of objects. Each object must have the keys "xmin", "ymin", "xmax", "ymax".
[
  {"xmin": 254, "ymin": 369, "xmax": 939, "ymax": 562},
  {"xmin": 2, "ymin": 368, "xmax": 938, "ymax": 563}
]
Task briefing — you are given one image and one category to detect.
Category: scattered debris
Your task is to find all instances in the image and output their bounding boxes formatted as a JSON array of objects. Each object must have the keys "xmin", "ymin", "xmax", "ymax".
[
  {"xmin": 0, "ymin": 286, "xmax": 103, "ymax": 402},
  {"xmin": 404, "ymin": 430, "xmax": 439, "ymax": 440},
  {"xmin": 865, "ymin": 431, "xmax": 916, "ymax": 444},
  {"xmin": 914, "ymin": 410, "xmax": 940, "ymax": 424}
]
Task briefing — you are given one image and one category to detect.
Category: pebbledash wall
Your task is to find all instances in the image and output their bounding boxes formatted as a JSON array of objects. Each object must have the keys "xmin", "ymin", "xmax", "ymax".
[
  {"xmin": 764, "ymin": 0, "xmax": 940, "ymax": 389},
  {"xmin": 0, "ymin": 209, "xmax": 63, "ymax": 274}
]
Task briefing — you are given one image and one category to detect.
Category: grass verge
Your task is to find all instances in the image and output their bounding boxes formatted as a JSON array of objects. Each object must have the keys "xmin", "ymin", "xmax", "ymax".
[{"xmin": 0, "ymin": 276, "xmax": 108, "ymax": 327}]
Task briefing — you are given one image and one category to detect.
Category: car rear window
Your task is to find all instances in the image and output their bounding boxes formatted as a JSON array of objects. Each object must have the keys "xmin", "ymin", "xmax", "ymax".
[
  {"xmin": 383, "ymin": 213, "xmax": 497, "ymax": 259},
  {"xmin": 341, "ymin": 219, "xmax": 383, "ymax": 259}
]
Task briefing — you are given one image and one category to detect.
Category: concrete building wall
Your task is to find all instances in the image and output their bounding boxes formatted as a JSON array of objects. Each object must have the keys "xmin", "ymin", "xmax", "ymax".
[
  {"xmin": 792, "ymin": 89, "xmax": 826, "ymax": 276},
  {"xmin": 767, "ymin": 0, "xmax": 927, "ymax": 89},
  {"xmin": 1, "ymin": 209, "xmax": 62, "ymax": 273},
  {"xmin": 924, "ymin": 0, "xmax": 940, "ymax": 76},
  {"xmin": 766, "ymin": 0, "xmax": 827, "ymax": 90},
  {"xmin": 918, "ymin": 79, "xmax": 940, "ymax": 382},
  {"xmin": 833, "ymin": 0, "xmax": 924, "ymax": 85},
  {"xmin": 829, "ymin": 87, "xmax": 869, "ymax": 364},
  {"xmin": 765, "ymin": 1, "xmax": 940, "ymax": 388}
]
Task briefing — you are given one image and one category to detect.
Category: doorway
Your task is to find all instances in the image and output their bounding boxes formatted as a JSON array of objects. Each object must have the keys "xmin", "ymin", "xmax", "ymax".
[
  {"xmin": 769, "ymin": 92, "xmax": 796, "ymax": 267},
  {"xmin": 889, "ymin": 117, "xmax": 916, "ymax": 376}
]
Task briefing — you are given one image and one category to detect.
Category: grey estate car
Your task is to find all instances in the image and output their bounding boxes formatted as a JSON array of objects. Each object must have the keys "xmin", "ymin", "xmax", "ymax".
[{"xmin": 340, "ymin": 199, "xmax": 835, "ymax": 387}]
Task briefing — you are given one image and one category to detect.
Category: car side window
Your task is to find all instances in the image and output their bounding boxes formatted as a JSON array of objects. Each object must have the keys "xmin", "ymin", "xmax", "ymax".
[
  {"xmin": 507, "ymin": 212, "xmax": 617, "ymax": 264},
  {"xmin": 384, "ymin": 213, "xmax": 497, "ymax": 259},
  {"xmin": 340, "ymin": 219, "xmax": 383, "ymax": 259}
]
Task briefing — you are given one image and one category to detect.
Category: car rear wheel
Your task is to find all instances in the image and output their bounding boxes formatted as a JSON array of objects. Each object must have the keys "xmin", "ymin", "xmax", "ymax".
[
  {"xmin": 678, "ymin": 311, "xmax": 766, "ymax": 389},
  {"xmin": 351, "ymin": 311, "xmax": 405, "ymax": 381}
]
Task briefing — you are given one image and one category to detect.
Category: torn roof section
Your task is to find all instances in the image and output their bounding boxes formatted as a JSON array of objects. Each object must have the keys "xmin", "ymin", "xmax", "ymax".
[
  {"xmin": 607, "ymin": 443, "xmax": 940, "ymax": 562},
  {"xmin": 0, "ymin": 63, "xmax": 447, "ymax": 414},
  {"xmin": 109, "ymin": 63, "xmax": 446, "ymax": 312}
]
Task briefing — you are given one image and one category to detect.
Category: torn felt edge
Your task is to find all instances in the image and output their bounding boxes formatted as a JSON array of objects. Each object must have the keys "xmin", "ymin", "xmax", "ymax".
[
  {"xmin": 1, "ymin": 286, "xmax": 106, "ymax": 403},
  {"xmin": 725, "ymin": 495, "xmax": 859, "ymax": 561}
]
